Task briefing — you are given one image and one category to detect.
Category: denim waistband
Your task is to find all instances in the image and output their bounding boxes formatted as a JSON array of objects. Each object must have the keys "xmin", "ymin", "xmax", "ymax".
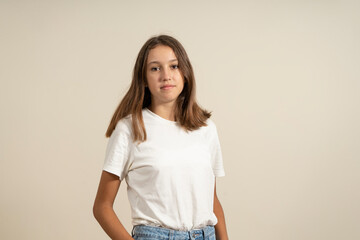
[{"xmin": 131, "ymin": 224, "xmax": 215, "ymax": 239}]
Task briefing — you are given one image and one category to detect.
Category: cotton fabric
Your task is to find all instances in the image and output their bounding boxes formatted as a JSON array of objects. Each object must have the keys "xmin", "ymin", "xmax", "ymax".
[{"xmin": 103, "ymin": 107, "xmax": 225, "ymax": 231}]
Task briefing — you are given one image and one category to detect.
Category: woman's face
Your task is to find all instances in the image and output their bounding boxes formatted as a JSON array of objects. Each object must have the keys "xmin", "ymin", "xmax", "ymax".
[{"xmin": 146, "ymin": 45, "xmax": 184, "ymax": 108}]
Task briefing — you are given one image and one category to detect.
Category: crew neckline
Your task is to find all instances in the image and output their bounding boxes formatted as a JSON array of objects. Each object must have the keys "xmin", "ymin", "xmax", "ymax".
[{"xmin": 144, "ymin": 107, "xmax": 178, "ymax": 125}]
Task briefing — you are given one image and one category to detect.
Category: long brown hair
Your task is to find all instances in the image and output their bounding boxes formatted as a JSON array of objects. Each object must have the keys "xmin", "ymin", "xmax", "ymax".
[{"xmin": 105, "ymin": 35, "xmax": 212, "ymax": 143}]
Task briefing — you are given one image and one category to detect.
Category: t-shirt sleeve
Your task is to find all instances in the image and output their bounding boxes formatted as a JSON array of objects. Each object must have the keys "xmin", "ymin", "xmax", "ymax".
[
  {"xmin": 102, "ymin": 119, "xmax": 132, "ymax": 181},
  {"xmin": 209, "ymin": 120, "xmax": 226, "ymax": 177}
]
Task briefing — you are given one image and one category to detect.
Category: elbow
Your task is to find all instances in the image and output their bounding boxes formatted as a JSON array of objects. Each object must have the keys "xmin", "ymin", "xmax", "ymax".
[
  {"xmin": 93, "ymin": 203, "xmax": 99, "ymax": 220},
  {"xmin": 93, "ymin": 201, "xmax": 103, "ymax": 220},
  {"xmin": 93, "ymin": 201, "xmax": 113, "ymax": 220}
]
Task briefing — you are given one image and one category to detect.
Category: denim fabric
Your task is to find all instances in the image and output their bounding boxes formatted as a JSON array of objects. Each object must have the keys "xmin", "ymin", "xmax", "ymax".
[{"xmin": 131, "ymin": 224, "xmax": 216, "ymax": 240}]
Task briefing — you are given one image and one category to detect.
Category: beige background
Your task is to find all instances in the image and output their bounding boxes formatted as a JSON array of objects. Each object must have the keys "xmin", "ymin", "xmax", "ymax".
[{"xmin": 1, "ymin": 0, "xmax": 359, "ymax": 239}]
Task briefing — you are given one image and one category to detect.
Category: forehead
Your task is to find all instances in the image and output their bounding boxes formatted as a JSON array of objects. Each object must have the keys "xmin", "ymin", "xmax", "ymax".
[{"xmin": 147, "ymin": 45, "xmax": 177, "ymax": 64}]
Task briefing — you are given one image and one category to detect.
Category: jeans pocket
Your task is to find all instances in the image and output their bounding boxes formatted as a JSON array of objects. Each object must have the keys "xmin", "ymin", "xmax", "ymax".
[
  {"xmin": 134, "ymin": 237, "xmax": 160, "ymax": 240},
  {"xmin": 133, "ymin": 234, "xmax": 163, "ymax": 240},
  {"xmin": 206, "ymin": 231, "xmax": 216, "ymax": 240}
]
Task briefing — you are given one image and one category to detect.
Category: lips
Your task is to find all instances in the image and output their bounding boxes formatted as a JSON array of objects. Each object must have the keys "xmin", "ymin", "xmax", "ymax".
[{"xmin": 160, "ymin": 84, "xmax": 175, "ymax": 89}]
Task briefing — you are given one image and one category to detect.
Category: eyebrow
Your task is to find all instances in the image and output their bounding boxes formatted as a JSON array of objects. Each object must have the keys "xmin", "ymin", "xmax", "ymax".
[{"xmin": 148, "ymin": 59, "xmax": 178, "ymax": 65}]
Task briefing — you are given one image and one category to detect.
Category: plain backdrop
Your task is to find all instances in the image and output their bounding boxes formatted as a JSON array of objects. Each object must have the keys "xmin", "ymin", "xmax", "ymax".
[{"xmin": 1, "ymin": 0, "xmax": 359, "ymax": 239}]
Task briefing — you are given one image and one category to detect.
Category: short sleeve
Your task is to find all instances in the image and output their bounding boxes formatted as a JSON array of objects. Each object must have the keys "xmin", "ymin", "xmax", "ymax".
[
  {"xmin": 103, "ymin": 119, "xmax": 132, "ymax": 181},
  {"xmin": 208, "ymin": 120, "xmax": 226, "ymax": 177}
]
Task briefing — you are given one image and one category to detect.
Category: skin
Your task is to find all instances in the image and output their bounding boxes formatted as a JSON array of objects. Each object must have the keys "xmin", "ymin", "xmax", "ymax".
[
  {"xmin": 214, "ymin": 181, "xmax": 230, "ymax": 240},
  {"xmin": 93, "ymin": 171, "xmax": 134, "ymax": 240},
  {"xmin": 145, "ymin": 45, "xmax": 184, "ymax": 121},
  {"xmin": 93, "ymin": 45, "xmax": 229, "ymax": 239}
]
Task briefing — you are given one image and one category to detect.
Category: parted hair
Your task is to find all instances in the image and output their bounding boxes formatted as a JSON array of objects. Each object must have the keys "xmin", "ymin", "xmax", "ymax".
[{"xmin": 105, "ymin": 34, "xmax": 212, "ymax": 143}]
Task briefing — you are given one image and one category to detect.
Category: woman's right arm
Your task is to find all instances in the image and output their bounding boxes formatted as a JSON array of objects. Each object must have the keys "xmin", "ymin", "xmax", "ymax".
[{"xmin": 93, "ymin": 170, "xmax": 134, "ymax": 240}]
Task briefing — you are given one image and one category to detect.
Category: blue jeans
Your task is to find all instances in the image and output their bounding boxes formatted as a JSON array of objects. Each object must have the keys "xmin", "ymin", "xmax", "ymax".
[{"xmin": 131, "ymin": 224, "xmax": 216, "ymax": 240}]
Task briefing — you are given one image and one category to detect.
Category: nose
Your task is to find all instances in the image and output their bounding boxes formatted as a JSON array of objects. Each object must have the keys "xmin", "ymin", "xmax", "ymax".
[{"xmin": 161, "ymin": 67, "xmax": 171, "ymax": 81}]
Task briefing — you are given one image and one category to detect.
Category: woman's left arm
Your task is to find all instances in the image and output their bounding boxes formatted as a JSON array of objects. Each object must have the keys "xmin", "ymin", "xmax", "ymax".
[{"xmin": 213, "ymin": 180, "xmax": 229, "ymax": 240}]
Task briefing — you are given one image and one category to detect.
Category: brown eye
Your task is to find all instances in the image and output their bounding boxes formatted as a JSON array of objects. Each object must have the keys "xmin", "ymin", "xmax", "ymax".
[
  {"xmin": 171, "ymin": 65, "xmax": 179, "ymax": 69},
  {"xmin": 151, "ymin": 67, "xmax": 160, "ymax": 71}
]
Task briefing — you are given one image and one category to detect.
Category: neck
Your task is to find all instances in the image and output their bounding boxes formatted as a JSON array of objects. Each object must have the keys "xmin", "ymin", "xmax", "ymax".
[{"xmin": 148, "ymin": 104, "xmax": 176, "ymax": 122}]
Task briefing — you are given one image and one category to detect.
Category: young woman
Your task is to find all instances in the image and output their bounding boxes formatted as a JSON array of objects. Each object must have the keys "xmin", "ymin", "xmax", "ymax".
[{"xmin": 93, "ymin": 35, "xmax": 228, "ymax": 240}]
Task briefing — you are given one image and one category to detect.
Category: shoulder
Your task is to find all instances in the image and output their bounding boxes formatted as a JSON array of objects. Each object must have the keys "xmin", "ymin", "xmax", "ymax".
[
  {"xmin": 113, "ymin": 114, "xmax": 133, "ymax": 136},
  {"xmin": 205, "ymin": 117, "xmax": 215, "ymax": 127},
  {"xmin": 201, "ymin": 117, "xmax": 219, "ymax": 138},
  {"xmin": 204, "ymin": 117, "xmax": 218, "ymax": 131}
]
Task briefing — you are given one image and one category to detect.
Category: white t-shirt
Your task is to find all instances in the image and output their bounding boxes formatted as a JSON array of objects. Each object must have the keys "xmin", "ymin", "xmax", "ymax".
[{"xmin": 103, "ymin": 107, "xmax": 225, "ymax": 231}]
